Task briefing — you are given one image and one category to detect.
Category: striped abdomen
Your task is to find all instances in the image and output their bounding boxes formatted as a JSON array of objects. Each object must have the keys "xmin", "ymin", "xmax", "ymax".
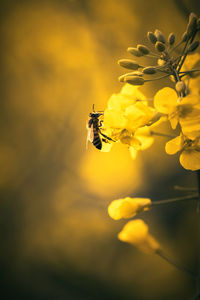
[{"xmin": 92, "ymin": 129, "xmax": 102, "ymax": 150}]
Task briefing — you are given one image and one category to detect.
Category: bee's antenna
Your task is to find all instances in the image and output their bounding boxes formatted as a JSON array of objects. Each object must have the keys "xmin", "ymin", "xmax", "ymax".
[{"xmin": 92, "ymin": 104, "xmax": 95, "ymax": 112}]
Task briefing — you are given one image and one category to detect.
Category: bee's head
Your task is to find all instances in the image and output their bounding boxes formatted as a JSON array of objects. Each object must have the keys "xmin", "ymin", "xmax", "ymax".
[{"xmin": 89, "ymin": 112, "xmax": 103, "ymax": 118}]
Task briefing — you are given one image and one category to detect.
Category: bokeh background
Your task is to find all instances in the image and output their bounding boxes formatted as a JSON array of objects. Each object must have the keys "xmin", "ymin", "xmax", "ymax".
[{"xmin": 0, "ymin": 0, "xmax": 200, "ymax": 299}]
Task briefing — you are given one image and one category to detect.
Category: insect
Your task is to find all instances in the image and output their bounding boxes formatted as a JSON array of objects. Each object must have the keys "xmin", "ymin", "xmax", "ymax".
[{"xmin": 87, "ymin": 105, "xmax": 114, "ymax": 150}]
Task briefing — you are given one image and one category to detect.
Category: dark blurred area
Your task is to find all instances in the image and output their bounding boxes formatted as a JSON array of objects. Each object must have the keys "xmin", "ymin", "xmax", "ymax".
[{"xmin": 0, "ymin": 0, "xmax": 200, "ymax": 299}]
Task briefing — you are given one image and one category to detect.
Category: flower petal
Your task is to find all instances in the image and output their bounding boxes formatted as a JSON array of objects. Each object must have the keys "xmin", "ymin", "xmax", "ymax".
[
  {"xmin": 121, "ymin": 84, "xmax": 146, "ymax": 102},
  {"xmin": 180, "ymin": 150, "xmax": 200, "ymax": 170},
  {"xmin": 165, "ymin": 136, "xmax": 183, "ymax": 155},
  {"xmin": 129, "ymin": 146, "xmax": 137, "ymax": 159},
  {"xmin": 104, "ymin": 109, "xmax": 127, "ymax": 129},
  {"xmin": 154, "ymin": 87, "xmax": 178, "ymax": 114}
]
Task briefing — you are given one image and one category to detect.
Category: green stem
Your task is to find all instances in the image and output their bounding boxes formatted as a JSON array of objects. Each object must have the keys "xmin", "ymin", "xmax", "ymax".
[
  {"xmin": 168, "ymin": 40, "xmax": 183, "ymax": 55},
  {"xmin": 180, "ymin": 69, "xmax": 200, "ymax": 74},
  {"xmin": 174, "ymin": 185, "xmax": 197, "ymax": 192},
  {"xmin": 156, "ymin": 250, "xmax": 198, "ymax": 279},
  {"xmin": 152, "ymin": 194, "xmax": 198, "ymax": 206},
  {"xmin": 150, "ymin": 131, "xmax": 176, "ymax": 138},
  {"xmin": 177, "ymin": 29, "xmax": 198, "ymax": 72},
  {"xmin": 145, "ymin": 74, "xmax": 170, "ymax": 82}
]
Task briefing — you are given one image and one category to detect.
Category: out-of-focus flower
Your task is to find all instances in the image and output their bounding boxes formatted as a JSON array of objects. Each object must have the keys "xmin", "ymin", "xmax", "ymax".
[
  {"xmin": 108, "ymin": 197, "xmax": 151, "ymax": 220},
  {"xmin": 104, "ymin": 84, "xmax": 154, "ymax": 132},
  {"xmin": 182, "ymin": 53, "xmax": 200, "ymax": 95},
  {"xmin": 118, "ymin": 219, "xmax": 161, "ymax": 254},
  {"xmin": 182, "ymin": 53, "xmax": 200, "ymax": 78},
  {"xmin": 165, "ymin": 133, "xmax": 200, "ymax": 170},
  {"xmin": 154, "ymin": 87, "xmax": 200, "ymax": 129}
]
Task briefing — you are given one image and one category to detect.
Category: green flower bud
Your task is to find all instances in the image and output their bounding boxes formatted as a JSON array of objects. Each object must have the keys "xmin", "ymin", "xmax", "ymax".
[
  {"xmin": 154, "ymin": 29, "xmax": 166, "ymax": 43},
  {"xmin": 187, "ymin": 41, "xmax": 199, "ymax": 53},
  {"xmin": 118, "ymin": 59, "xmax": 140, "ymax": 70},
  {"xmin": 168, "ymin": 33, "xmax": 175, "ymax": 45},
  {"xmin": 142, "ymin": 67, "xmax": 156, "ymax": 74},
  {"xmin": 137, "ymin": 44, "xmax": 150, "ymax": 55},
  {"xmin": 181, "ymin": 31, "xmax": 188, "ymax": 42},
  {"xmin": 124, "ymin": 76, "xmax": 145, "ymax": 85},
  {"xmin": 147, "ymin": 32, "xmax": 157, "ymax": 44},
  {"xmin": 186, "ymin": 13, "xmax": 197, "ymax": 38},
  {"xmin": 175, "ymin": 81, "xmax": 186, "ymax": 93},
  {"xmin": 127, "ymin": 47, "xmax": 143, "ymax": 57},
  {"xmin": 155, "ymin": 41, "xmax": 165, "ymax": 52},
  {"xmin": 118, "ymin": 71, "xmax": 143, "ymax": 82}
]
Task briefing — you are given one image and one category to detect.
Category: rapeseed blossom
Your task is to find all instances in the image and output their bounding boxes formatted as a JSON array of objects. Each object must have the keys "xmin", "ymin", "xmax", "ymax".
[
  {"xmin": 99, "ymin": 12, "xmax": 200, "ymax": 293},
  {"xmin": 118, "ymin": 219, "xmax": 161, "ymax": 254},
  {"xmin": 165, "ymin": 133, "xmax": 200, "ymax": 170},
  {"xmin": 154, "ymin": 87, "xmax": 200, "ymax": 130},
  {"xmin": 108, "ymin": 197, "xmax": 151, "ymax": 220},
  {"xmin": 101, "ymin": 83, "xmax": 158, "ymax": 157}
]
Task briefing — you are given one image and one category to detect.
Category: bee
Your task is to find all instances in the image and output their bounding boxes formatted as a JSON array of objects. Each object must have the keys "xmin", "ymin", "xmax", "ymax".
[{"xmin": 87, "ymin": 105, "xmax": 114, "ymax": 150}]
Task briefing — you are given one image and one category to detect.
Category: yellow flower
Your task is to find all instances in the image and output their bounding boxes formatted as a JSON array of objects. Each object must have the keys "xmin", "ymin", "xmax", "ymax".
[
  {"xmin": 116, "ymin": 126, "xmax": 155, "ymax": 159},
  {"xmin": 108, "ymin": 197, "xmax": 151, "ymax": 220},
  {"xmin": 124, "ymin": 102, "xmax": 155, "ymax": 131},
  {"xmin": 106, "ymin": 84, "xmax": 146, "ymax": 112},
  {"xmin": 104, "ymin": 84, "xmax": 156, "ymax": 139},
  {"xmin": 180, "ymin": 105, "xmax": 200, "ymax": 137},
  {"xmin": 118, "ymin": 219, "xmax": 161, "ymax": 254},
  {"xmin": 189, "ymin": 76, "xmax": 200, "ymax": 96},
  {"xmin": 165, "ymin": 134, "xmax": 200, "ymax": 170},
  {"xmin": 182, "ymin": 53, "xmax": 200, "ymax": 95},
  {"xmin": 127, "ymin": 126, "xmax": 155, "ymax": 159},
  {"xmin": 154, "ymin": 87, "xmax": 200, "ymax": 129},
  {"xmin": 134, "ymin": 126, "xmax": 155, "ymax": 150}
]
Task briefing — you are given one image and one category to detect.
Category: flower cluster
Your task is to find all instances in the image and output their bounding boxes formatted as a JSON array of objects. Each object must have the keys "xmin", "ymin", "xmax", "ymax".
[
  {"xmin": 100, "ymin": 12, "xmax": 200, "ymax": 171},
  {"xmin": 97, "ymin": 12, "xmax": 200, "ymax": 258},
  {"xmin": 101, "ymin": 83, "xmax": 164, "ymax": 159},
  {"xmin": 94, "ymin": 12, "xmax": 200, "ymax": 296}
]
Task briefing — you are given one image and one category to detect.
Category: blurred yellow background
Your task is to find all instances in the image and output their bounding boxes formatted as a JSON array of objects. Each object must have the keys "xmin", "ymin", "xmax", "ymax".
[{"xmin": 0, "ymin": 0, "xmax": 200, "ymax": 299}]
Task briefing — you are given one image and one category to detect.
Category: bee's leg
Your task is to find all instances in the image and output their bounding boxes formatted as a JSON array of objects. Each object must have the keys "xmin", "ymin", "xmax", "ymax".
[
  {"xmin": 99, "ymin": 130, "xmax": 115, "ymax": 142},
  {"xmin": 99, "ymin": 120, "xmax": 103, "ymax": 127}
]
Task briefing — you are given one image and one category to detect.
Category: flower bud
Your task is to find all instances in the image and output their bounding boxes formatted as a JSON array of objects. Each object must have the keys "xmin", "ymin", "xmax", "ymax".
[
  {"xmin": 108, "ymin": 197, "xmax": 151, "ymax": 220},
  {"xmin": 187, "ymin": 40, "xmax": 199, "ymax": 53},
  {"xmin": 155, "ymin": 41, "xmax": 165, "ymax": 52},
  {"xmin": 175, "ymin": 81, "xmax": 186, "ymax": 93},
  {"xmin": 127, "ymin": 47, "xmax": 143, "ymax": 57},
  {"xmin": 118, "ymin": 71, "xmax": 143, "ymax": 82},
  {"xmin": 154, "ymin": 29, "xmax": 166, "ymax": 43},
  {"xmin": 118, "ymin": 59, "xmax": 140, "ymax": 70},
  {"xmin": 168, "ymin": 33, "xmax": 175, "ymax": 45},
  {"xmin": 142, "ymin": 67, "xmax": 156, "ymax": 74},
  {"xmin": 125, "ymin": 76, "xmax": 145, "ymax": 85},
  {"xmin": 147, "ymin": 31, "xmax": 157, "ymax": 44},
  {"xmin": 186, "ymin": 12, "xmax": 197, "ymax": 38},
  {"xmin": 118, "ymin": 219, "xmax": 161, "ymax": 254},
  {"xmin": 181, "ymin": 31, "xmax": 188, "ymax": 42},
  {"xmin": 137, "ymin": 44, "xmax": 150, "ymax": 55}
]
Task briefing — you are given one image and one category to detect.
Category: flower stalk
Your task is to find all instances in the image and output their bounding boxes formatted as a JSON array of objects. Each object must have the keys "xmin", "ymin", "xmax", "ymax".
[{"xmin": 156, "ymin": 250, "xmax": 198, "ymax": 279}]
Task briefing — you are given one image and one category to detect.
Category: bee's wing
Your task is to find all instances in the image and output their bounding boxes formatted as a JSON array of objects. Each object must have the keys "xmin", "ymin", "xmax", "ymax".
[{"xmin": 86, "ymin": 122, "xmax": 94, "ymax": 149}]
